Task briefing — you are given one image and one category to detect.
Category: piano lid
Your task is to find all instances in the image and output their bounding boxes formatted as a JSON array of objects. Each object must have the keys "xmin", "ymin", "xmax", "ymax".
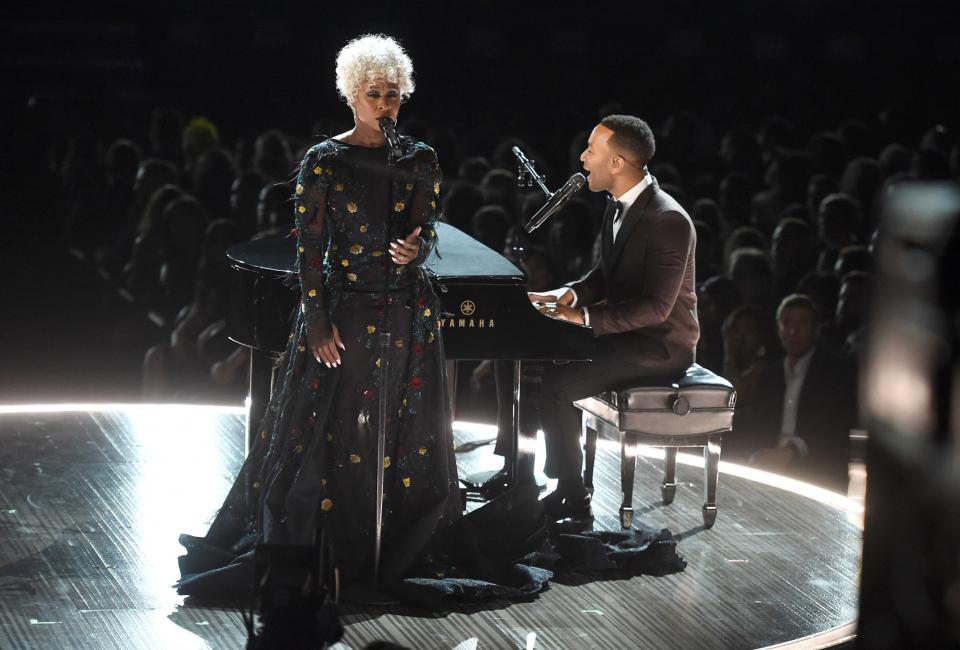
[{"xmin": 227, "ymin": 223, "xmax": 524, "ymax": 283}]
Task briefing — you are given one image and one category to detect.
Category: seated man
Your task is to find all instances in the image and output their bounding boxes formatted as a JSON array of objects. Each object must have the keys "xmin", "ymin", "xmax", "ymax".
[
  {"xmin": 735, "ymin": 293, "xmax": 858, "ymax": 492},
  {"xmin": 529, "ymin": 115, "xmax": 700, "ymax": 522}
]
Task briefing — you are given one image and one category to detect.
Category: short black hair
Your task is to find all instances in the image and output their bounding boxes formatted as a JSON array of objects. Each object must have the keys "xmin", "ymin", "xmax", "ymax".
[
  {"xmin": 776, "ymin": 293, "xmax": 818, "ymax": 321},
  {"xmin": 600, "ymin": 114, "xmax": 656, "ymax": 167}
]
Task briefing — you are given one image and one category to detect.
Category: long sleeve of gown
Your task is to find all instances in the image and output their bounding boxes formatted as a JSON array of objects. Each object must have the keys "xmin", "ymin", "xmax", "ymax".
[
  {"xmin": 407, "ymin": 149, "xmax": 443, "ymax": 266},
  {"xmin": 294, "ymin": 147, "xmax": 333, "ymax": 344}
]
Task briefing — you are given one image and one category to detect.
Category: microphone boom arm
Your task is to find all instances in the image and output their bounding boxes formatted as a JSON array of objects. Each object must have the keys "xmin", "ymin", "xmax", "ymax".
[{"xmin": 512, "ymin": 146, "xmax": 552, "ymax": 197}]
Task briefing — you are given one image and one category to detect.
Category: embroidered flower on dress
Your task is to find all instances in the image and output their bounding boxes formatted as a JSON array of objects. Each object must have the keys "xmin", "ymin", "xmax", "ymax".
[
  {"xmin": 410, "ymin": 377, "xmax": 423, "ymax": 390},
  {"xmin": 341, "ymin": 259, "xmax": 349, "ymax": 267},
  {"xmin": 371, "ymin": 250, "xmax": 383, "ymax": 257},
  {"xmin": 434, "ymin": 182, "xmax": 440, "ymax": 195},
  {"xmin": 423, "ymin": 308, "xmax": 431, "ymax": 317},
  {"xmin": 394, "ymin": 201, "xmax": 405, "ymax": 212},
  {"xmin": 418, "ymin": 447, "xmax": 427, "ymax": 456},
  {"xmin": 313, "ymin": 165, "xmax": 323, "ymax": 175},
  {"xmin": 359, "ymin": 225, "xmax": 368, "ymax": 233},
  {"xmin": 402, "ymin": 477, "xmax": 411, "ymax": 488},
  {"xmin": 296, "ymin": 184, "xmax": 304, "ymax": 195},
  {"xmin": 308, "ymin": 289, "xmax": 317, "ymax": 297},
  {"xmin": 383, "ymin": 457, "xmax": 391, "ymax": 468},
  {"xmin": 405, "ymin": 183, "xmax": 414, "ymax": 190},
  {"xmin": 298, "ymin": 204, "xmax": 306, "ymax": 214},
  {"xmin": 350, "ymin": 454, "xmax": 361, "ymax": 463},
  {"xmin": 334, "ymin": 183, "xmax": 344, "ymax": 192},
  {"xmin": 347, "ymin": 202, "xmax": 358, "ymax": 213},
  {"xmin": 321, "ymin": 498, "xmax": 333, "ymax": 511},
  {"xmin": 347, "ymin": 272, "xmax": 358, "ymax": 281},
  {"xmin": 366, "ymin": 325, "xmax": 376, "ymax": 334},
  {"xmin": 350, "ymin": 244, "xmax": 363, "ymax": 255}
]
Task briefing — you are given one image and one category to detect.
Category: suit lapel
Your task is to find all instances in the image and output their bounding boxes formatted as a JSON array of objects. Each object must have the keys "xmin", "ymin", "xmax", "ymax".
[
  {"xmin": 600, "ymin": 199, "xmax": 616, "ymax": 276},
  {"xmin": 606, "ymin": 176, "xmax": 659, "ymax": 273}
]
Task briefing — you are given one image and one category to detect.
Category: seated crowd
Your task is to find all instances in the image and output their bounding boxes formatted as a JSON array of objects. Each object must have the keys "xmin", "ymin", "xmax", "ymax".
[{"xmin": 52, "ymin": 103, "xmax": 959, "ymax": 492}]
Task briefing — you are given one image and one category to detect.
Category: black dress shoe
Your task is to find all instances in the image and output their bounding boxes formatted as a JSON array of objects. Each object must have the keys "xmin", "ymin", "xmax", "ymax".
[{"xmin": 542, "ymin": 489, "xmax": 593, "ymax": 522}]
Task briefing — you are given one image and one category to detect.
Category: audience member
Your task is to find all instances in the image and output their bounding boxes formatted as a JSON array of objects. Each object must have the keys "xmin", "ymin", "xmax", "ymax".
[
  {"xmin": 253, "ymin": 129, "xmax": 293, "ymax": 181},
  {"xmin": 835, "ymin": 270, "xmax": 872, "ymax": 360},
  {"xmin": 696, "ymin": 276, "xmax": 743, "ymax": 373},
  {"xmin": 817, "ymin": 193, "xmax": 861, "ymax": 272},
  {"xmin": 732, "ymin": 294, "xmax": 857, "ymax": 492},
  {"xmin": 472, "ymin": 205, "xmax": 511, "ymax": 252},
  {"xmin": 770, "ymin": 217, "xmax": 816, "ymax": 302},
  {"xmin": 721, "ymin": 304, "xmax": 778, "ymax": 404}
]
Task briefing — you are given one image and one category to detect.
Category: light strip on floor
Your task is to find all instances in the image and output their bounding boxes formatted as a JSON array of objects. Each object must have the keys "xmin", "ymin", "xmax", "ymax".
[
  {"xmin": 591, "ymin": 436, "xmax": 864, "ymax": 517},
  {"xmin": 0, "ymin": 406, "xmax": 865, "ymax": 517},
  {"xmin": 0, "ymin": 402, "xmax": 247, "ymax": 415}
]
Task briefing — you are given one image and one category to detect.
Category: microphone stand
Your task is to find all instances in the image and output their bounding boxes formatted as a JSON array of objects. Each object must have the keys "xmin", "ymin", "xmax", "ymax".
[
  {"xmin": 343, "ymin": 117, "xmax": 400, "ymax": 606},
  {"xmin": 512, "ymin": 146, "xmax": 585, "ymax": 232},
  {"xmin": 512, "ymin": 145, "xmax": 552, "ymax": 197}
]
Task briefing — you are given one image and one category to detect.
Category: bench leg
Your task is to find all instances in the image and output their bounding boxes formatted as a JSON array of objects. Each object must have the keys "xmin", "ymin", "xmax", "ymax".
[
  {"xmin": 702, "ymin": 434, "xmax": 721, "ymax": 528},
  {"xmin": 582, "ymin": 417, "xmax": 598, "ymax": 494},
  {"xmin": 620, "ymin": 432, "xmax": 638, "ymax": 529},
  {"xmin": 661, "ymin": 447, "xmax": 678, "ymax": 504}
]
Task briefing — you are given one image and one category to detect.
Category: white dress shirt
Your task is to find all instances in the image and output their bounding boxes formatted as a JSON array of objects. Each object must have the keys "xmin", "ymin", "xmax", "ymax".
[
  {"xmin": 777, "ymin": 346, "xmax": 816, "ymax": 457},
  {"xmin": 570, "ymin": 175, "xmax": 654, "ymax": 327}
]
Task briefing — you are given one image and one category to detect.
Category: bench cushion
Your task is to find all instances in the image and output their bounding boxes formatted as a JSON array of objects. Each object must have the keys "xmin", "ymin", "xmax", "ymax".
[{"xmin": 574, "ymin": 364, "xmax": 736, "ymax": 438}]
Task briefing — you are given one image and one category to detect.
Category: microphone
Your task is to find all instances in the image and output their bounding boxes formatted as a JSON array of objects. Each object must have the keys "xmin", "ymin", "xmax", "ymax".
[
  {"xmin": 524, "ymin": 173, "xmax": 586, "ymax": 233},
  {"xmin": 377, "ymin": 116, "xmax": 401, "ymax": 153}
]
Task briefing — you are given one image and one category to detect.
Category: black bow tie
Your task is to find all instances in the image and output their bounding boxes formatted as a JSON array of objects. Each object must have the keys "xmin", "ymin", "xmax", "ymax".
[{"xmin": 612, "ymin": 200, "xmax": 625, "ymax": 222}]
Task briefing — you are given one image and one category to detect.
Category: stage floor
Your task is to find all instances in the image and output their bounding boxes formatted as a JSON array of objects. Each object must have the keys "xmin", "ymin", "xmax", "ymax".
[{"xmin": 0, "ymin": 405, "xmax": 861, "ymax": 649}]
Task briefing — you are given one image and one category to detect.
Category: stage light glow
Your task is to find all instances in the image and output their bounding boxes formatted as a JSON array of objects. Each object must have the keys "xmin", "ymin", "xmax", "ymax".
[
  {"xmin": 452, "ymin": 420, "xmax": 497, "ymax": 436},
  {"xmin": 0, "ymin": 402, "xmax": 246, "ymax": 415}
]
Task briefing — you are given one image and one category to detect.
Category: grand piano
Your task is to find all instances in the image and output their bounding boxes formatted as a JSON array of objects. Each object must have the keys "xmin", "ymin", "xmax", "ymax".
[{"xmin": 226, "ymin": 222, "xmax": 596, "ymax": 484}]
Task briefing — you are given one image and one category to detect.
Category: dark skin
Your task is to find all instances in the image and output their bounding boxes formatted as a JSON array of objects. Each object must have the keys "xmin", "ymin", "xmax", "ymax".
[
  {"xmin": 527, "ymin": 124, "xmax": 646, "ymax": 325},
  {"xmin": 312, "ymin": 79, "xmax": 422, "ymax": 368}
]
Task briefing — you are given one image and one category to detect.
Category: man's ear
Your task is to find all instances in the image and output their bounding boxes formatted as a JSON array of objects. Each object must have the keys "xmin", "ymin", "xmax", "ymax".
[{"xmin": 610, "ymin": 155, "xmax": 625, "ymax": 175}]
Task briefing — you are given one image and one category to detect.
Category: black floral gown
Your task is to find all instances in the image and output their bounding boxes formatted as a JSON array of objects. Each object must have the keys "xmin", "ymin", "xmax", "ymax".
[
  {"xmin": 176, "ymin": 136, "xmax": 686, "ymax": 607},
  {"xmin": 178, "ymin": 136, "xmax": 469, "ymax": 593}
]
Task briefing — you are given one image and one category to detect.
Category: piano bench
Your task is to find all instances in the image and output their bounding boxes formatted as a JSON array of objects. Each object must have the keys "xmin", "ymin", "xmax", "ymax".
[{"xmin": 573, "ymin": 364, "xmax": 736, "ymax": 529}]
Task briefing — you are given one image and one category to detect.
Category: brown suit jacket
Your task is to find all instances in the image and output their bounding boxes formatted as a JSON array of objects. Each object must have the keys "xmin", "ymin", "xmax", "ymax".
[{"xmin": 568, "ymin": 177, "xmax": 699, "ymax": 369}]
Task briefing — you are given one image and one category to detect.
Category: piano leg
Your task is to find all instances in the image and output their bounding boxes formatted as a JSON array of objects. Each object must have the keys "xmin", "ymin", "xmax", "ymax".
[
  {"xmin": 445, "ymin": 360, "xmax": 457, "ymax": 421},
  {"xmin": 511, "ymin": 360, "xmax": 537, "ymax": 486},
  {"xmin": 246, "ymin": 347, "xmax": 274, "ymax": 454}
]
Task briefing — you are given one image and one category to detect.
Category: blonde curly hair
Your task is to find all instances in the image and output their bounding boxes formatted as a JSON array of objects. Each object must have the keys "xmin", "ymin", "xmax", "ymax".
[{"xmin": 335, "ymin": 34, "xmax": 415, "ymax": 106}]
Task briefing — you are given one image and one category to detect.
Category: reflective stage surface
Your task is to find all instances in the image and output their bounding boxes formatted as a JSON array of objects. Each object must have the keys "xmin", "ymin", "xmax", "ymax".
[{"xmin": 0, "ymin": 405, "xmax": 860, "ymax": 649}]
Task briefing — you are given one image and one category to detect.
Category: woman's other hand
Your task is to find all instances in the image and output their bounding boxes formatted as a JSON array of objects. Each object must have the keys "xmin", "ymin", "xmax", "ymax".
[
  {"xmin": 309, "ymin": 323, "xmax": 346, "ymax": 368},
  {"xmin": 390, "ymin": 226, "xmax": 421, "ymax": 265}
]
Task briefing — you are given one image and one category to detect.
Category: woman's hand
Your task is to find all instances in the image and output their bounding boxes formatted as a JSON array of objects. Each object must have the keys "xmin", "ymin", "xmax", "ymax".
[
  {"xmin": 390, "ymin": 226, "xmax": 421, "ymax": 265},
  {"xmin": 309, "ymin": 323, "xmax": 346, "ymax": 368}
]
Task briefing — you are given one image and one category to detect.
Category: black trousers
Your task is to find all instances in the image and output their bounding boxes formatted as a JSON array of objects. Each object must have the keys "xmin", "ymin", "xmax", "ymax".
[{"xmin": 539, "ymin": 338, "xmax": 690, "ymax": 480}]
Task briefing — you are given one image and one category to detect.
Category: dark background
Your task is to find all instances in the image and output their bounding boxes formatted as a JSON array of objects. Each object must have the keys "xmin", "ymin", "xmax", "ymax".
[{"xmin": 0, "ymin": 0, "xmax": 957, "ymax": 404}]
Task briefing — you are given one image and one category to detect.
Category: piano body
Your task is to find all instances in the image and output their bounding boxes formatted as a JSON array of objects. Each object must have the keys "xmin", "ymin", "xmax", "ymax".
[{"xmin": 225, "ymin": 222, "xmax": 595, "ymax": 484}]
